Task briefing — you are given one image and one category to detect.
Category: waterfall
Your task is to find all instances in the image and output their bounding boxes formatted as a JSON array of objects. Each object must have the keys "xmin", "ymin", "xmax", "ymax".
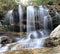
[
  {"xmin": 17, "ymin": 5, "xmax": 53, "ymax": 48},
  {"xmin": 19, "ymin": 5, "xmax": 23, "ymax": 32},
  {"xmin": 6, "ymin": 10, "xmax": 14, "ymax": 26},
  {"xmin": 39, "ymin": 6, "xmax": 52, "ymax": 30},
  {"xmin": 5, "ymin": 10, "xmax": 14, "ymax": 32},
  {"xmin": 27, "ymin": 6, "xmax": 35, "ymax": 34},
  {"xmin": 0, "ymin": 5, "xmax": 53, "ymax": 52},
  {"xmin": 18, "ymin": 5, "xmax": 23, "ymax": 37}
]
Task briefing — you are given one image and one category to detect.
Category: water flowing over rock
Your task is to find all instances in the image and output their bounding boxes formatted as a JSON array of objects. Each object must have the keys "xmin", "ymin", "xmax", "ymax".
[
  {"xmin": 1, "ymin": 5, "xmax": 60, "ymax": 53},
  {"xmin": 19, "ymin": 5, "xmax": 23, "ymax": 32},
  {"xmin": 0, "ymin": 5, "xmax": 53, "ymax": 49},
  {"xmin": 19, "ymin": 5, "xmax": 53, "ymax": 49},
  {"xmin": 27, "ymin": 6, "xmax": 35, "ymax": 33},
  {"xmin": 0, "ymin": 36, "xmax": 16, "ymax": 47}
]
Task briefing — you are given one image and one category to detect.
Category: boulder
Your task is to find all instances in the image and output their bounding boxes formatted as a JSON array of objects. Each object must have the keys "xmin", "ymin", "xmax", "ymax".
[
  {"xmin": 44, "ymin": 37, "xmax": 60, "ymax": 47},
  {"xmin": 0, "ymin": 36, "xmax": 15, "ymax": 46},
  {"xmin": 44, "ymin": 25, "xmax": 60, "ymax": 47},
  {"xmin": 50, "ymin": 25, "xmax": 60, "ymax": 38},
  {"xmin": 30, "ymin": 31, "xmax": 42, "ymax": 39}
]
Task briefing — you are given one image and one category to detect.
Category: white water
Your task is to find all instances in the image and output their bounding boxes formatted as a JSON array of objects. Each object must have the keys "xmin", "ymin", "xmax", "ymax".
[
  {"xmin": 17, "ymin": 5, "xmax": 52, "ymax": 48},
  {"xmin": 0, "ymin": 5, "xmax": 53, "ymax": 53},
  {"xmin": 19, "ymin": 5, "xmax": 23, "ymax": 32},
  {"xmin": 27, "ymin": 6, "xmax": 35, "ymax": 33},
  {"xmin": 6, "ymin": 10, "xmax": 14, "ymax": 26},
  {"xmin": 39, "ymin": 6, "xmax": 52, "ymax": 30},
  {"xmin": 18, "ymin": 5, "xmax": 24, "ymax": 38}
]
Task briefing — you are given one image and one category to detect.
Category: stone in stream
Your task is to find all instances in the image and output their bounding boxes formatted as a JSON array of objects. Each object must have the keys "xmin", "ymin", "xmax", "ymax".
[
  {"xmin": 30, "ymin": 31, "xmax": 42, "ymax": 39},
  {"xmin": 0, "ymin": 36, "xmax": 16, "ymax": 47},
  {"xmin": 44, "ymin": 25, "xmax": 60, "ymax": 47}
]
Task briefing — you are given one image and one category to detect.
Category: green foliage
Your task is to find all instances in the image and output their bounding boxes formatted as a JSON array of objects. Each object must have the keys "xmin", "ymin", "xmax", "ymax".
[
  {"xmin": 48, "ymin": 0, "xmax": 54, "ymax": 2},
  {"xmin": 0, "ymin": 25, "xmax": 9, "ymax": 31},
  {"xmin": 0, "ymin": 0, "xmax": 17, "ymax": 16},
  {"xmin": 28, "ymin": 0, "xmax": 55, "ymax": 6},
  {"xmin": 28, "ymin": 0, "xmax": 45, "ymax": 6},
  {"xmin": 0, "ymin": 0, "xmax": 17, "ymax": 9}
]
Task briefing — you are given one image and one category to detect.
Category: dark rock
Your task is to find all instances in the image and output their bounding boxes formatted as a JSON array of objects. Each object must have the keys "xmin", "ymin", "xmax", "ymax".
[
  {"xmin": 49, "ymin": 8, "xmax": 55, "ymax": 17},
  {"xmin": 48, "ymin": 1, "xmax": 53, "ymax": 5},
  {"xmin": 58, "ymin": 3, "xmax": 60, "ymax": 5},
  {"xmin": 44, "ymin": 38, "xmax": 55, "ymax": 47},
  {"xmin": 30, "ymin": 34, "xmax": 35, "ymax": 39},
  {"xmin": 13, "ymin": 5, "xmax": 19, "ymax": 23},
  {"xmin": 44, "ymin": 37, "xmax": 60, "ymax": 47},
  {"xmin": 44, "ymin": 25, "xmax": 60, "ymax": 47},
  {"xmin": 30, "ymin": 31, "xmax": 42, "ymax": 39},
  {"xmin": 9, "ymin": 25, "xmax": 20, "ymax": 32},
  {"xmin": 0, "ymin": 36, "xmax": 16, "ymax": 46},
  {"xmin": 0, "ymin": 10, "xmax": 4, "ymax": 20}
]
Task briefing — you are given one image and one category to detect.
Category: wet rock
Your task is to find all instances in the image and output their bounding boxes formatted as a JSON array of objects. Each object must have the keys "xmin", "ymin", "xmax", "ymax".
[
  {"xmin": 49, "ymin": 8, "xmax": 55, "ymax": 17},
  {"xmin": 50, "ymin": 25, "xmax": 60, "ymax": 38},
  {"xmin": 0, "ymin": 36, "xmax": 15, "ymax": 46},
  {"xmin": 0, "ymin": 22, "xmax": 2, "ymax": 26},
  {"xmin": 30, "ymin": 31, "xmax": 42, "ymax": 39},
  {"xmin": 44, "ymin": 38, "xmax": 55, "ymax": 47},
  {"xmin": 48, "ymin": 7, "xmax": 60, "ymax": 30},
  {"xmin": 48, "ymin": 1, "xmax": 53, "ymax": 5},
  {"xmin": 44, "ymin": 37, "xmax": 60, "ymax": 47},
  {"xmin": 44, "ymin": 25, "xmax": 60, "ymax": 47},
  {"xmin": 13, "ymin": 5, "xmax": 19, "ymax": 23},
  {"xmin": 30, "ymin": 34, "xmax": 35, "ymax": 39},
  {"xmin": 50, "ymin": 25, "xmax": 60, "ymax": 46},
  {"xmin": 58, "ymin": 3, "xmax": 60, "ymax": 5}
]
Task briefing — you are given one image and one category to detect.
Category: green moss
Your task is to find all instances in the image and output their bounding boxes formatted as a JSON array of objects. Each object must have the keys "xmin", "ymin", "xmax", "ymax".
[{"xmin": 0, "ymin": 25, "xmax": 9, "ymax": 31}]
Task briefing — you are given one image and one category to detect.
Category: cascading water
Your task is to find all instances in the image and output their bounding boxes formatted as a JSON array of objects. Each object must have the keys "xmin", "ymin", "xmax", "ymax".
[
  {"xmin": 17, "ymin": 5, "xmax": 53, "ymax": 49},
  {"xmin": 19, "ymin": 5, "xmax": 23, "ymax": 32},
  {"xmin": 0, "ymin": 5, "xmax": 53, "ymax": 52},
  {"xmin": 4, "ymin": 10, "xmax": 14, "ymax": 32},
  {"xmin": 5, "ymin": 10, "xmax": 14, "ymax": 26},
  {"xmin": 39, "ymin": 6, "xmax": 52, "ymax": 36},
  {"xmin": 27, "ymin": 6, "xmax": 35, "ymax": 33},
  {"xmin": 18, "ymin": 5, "xmax": 23, "ymax": 37}
]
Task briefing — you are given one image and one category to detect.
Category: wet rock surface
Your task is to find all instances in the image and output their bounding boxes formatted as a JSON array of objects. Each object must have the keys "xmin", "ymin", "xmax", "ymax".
[
  {"xmin": 0, "ymin": 36, "xmax": 16, "ymax": 47},
  {"xmin": 47, "ymin": 5, "xmax": 60, "ymax": 29},
  {"xmin": 44, "ymin": 25, "xmax": 60, "ymax": 47}
]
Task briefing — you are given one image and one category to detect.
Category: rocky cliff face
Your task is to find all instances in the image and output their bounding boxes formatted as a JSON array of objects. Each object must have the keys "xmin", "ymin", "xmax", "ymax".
[
  {"xmin": 47, "ymin": 4, "xmax": 60, "ymax": 29},
  {"xmin": 1, "ymin": 4, "xmax": 60, "ymax": 32}
]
